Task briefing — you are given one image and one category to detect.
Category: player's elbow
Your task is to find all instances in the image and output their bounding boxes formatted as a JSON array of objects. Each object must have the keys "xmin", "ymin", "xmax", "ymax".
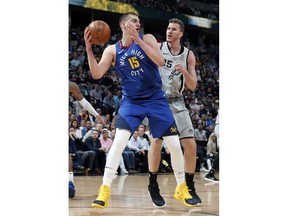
[
  {"xmin": 191, "ymin": 83, "xmax": 197, "ymax": 90},
  {"xmin": 91, "ymin": 70, "xmax": 103, "ymax": 80},
  {"xmin": 188, "ymin": 82, "xmax": 197, "ymax": 91}
]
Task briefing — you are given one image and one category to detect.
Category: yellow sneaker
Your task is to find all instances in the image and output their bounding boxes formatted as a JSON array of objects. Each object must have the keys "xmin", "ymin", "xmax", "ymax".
[
  {"xmin": 91, "ymin": 185, "xmax": 111, "ymax": 208},
  {"xmin": 174, "ymin": 182, "xmax": 197, "ymax": 207}
]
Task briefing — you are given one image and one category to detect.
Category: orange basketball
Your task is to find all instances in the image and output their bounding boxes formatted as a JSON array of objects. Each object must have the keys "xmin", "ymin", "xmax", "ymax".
[{"xmin": 88, "ymin": 20, "xmax": 111, "ymax": 45}]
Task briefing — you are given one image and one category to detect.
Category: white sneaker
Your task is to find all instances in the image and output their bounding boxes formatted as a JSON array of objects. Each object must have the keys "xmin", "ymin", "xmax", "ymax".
[
  {"xmin": 120, "ymin": 169, "xmax": 129, "ymax": 174},
  {"xmin": 200, "ymin": 167, "xmax": 209, "ymax": 172}
]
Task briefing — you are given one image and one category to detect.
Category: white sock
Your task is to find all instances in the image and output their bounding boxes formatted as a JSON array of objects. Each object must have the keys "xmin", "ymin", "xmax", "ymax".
[
  {"xmin": 207, "ymin": 159, "xmax": 212, "ymax": 171},
  {"xmin": 69, "ymin": 172, "xmax": 74, "ymax": 183},
  {"xmin": 163, "ymin": 135, "xmax": 185, "ymax": 185},
  {"xmin": 78, "ymin": 98, "xmax": 99, "ymax": 118},
  {"xmin": 103, "ymin": 129, "xmax": 131, "ymax": 187},
  {"xmin": 119, "ymin": 156, "xmax": 125, "ymax": 170}
]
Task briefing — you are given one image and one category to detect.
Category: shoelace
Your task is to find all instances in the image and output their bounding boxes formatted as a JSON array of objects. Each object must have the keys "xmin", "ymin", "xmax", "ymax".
[
  {"xmin": 181, "ymin": 185, "xmax": 192, "ymax": 199},
  {"xmin": 150, "ymin": 186, "xmax": 162, "ymax": 198},
  {"xmin": 98, "ymin": 186, "xmax": 109, "ymax": 199}
]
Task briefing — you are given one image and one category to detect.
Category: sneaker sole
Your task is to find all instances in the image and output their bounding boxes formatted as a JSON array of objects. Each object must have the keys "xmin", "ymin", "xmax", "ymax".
[
  {"xmin": 204, "ymin": 177, "xmax": 219, "ymax": 183},
  {"xmin": 91, "ymin": 201, "xmax": 108, "ymax": 208},
  {"xmin": 152, "ymin": 202, "xmax": 166, "ymax": 208},
  {"xmin": 174, "ymin": 194, "xmax": 197, "ymax": 207},
  {"xmin": 148, "ymin": 190, "xmax": 166, "ymax": 208},
  {"xmin": 69, "ymin": 189, "xmax": 75, "ymax": 198}
]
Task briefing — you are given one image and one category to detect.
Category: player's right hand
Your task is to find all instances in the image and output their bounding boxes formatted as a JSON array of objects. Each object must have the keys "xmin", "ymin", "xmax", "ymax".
[
  {"xmin": 96, "ymin": 115, "xmax": 105, "ymax": 125},
  {"xmin": 84, "ymin": 27, "xmax": 93, "ymax": 48}
]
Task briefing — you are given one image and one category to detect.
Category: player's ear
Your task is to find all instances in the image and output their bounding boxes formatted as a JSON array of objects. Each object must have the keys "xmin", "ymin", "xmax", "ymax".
[
  {"xmin": 179, "ymin": 32, "xmax": 183, "ymax": 38},
  {"xmin": 120, "ymin": 21, "xmax": 126, "ymax": 29}
]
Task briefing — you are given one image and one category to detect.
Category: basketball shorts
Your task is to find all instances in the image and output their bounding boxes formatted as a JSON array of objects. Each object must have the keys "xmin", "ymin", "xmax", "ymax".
[
  {"xmin": 116, "ymin": 96, "xmax": 178, "ymax": 138},
  {"xmin": 168, "ymin": 97, "xmax": 195, "ymax": 139}
]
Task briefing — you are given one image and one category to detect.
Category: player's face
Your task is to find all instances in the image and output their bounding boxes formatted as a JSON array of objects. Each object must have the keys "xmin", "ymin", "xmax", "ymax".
[
  {"xmin": 166, "ymin": 23, "xmax": 182, "ymax": 42},
  {"xmin": 125, "ymin": 15, "xmax": 141, "ymax": 32}
]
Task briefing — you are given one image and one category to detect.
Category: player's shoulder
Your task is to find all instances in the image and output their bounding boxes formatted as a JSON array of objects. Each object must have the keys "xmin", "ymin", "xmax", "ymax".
[
  {"xmin": 143, "ymin": 33, "xmax": 157, "ymax": 43},
  {"xmin": 104, "ymin": 44, "xmax": 116, "ymax": 54},
  {"xmin": 180, "ymin": 43, "xmax": 191, "ymax": 52},
  {"xmin": 183, "ymin": 45, "xmax": 195, "ymax": 58}
]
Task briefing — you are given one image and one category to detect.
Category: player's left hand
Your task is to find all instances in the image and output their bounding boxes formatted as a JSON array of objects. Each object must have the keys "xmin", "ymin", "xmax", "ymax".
[
  {"xmin": 127, "ymin": 24, "xmax": 141, "ymax": 44},
  {"xmin": 174, "ymin": 63, "xmax": 186, "ymax": 74}
]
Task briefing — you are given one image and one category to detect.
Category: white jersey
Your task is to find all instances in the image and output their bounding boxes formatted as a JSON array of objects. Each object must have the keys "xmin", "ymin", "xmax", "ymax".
[
  {"xmin": 159, "ymin": 41, "xmax": 189, "ymax": 98},
  {"xmin": 159, "ymin": 42, "xmax": 195, "ymax": 138}
]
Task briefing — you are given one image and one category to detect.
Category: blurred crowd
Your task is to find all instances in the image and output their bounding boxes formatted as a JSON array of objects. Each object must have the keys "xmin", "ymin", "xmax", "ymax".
[{"xmin": 110, "ymin": 0, "xmax": 218, "ymax": 20}]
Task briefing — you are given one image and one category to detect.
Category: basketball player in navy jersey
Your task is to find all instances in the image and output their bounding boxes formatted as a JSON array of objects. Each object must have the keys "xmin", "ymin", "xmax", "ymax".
[
  {"xmin": 84, "ymin": 12, "xmax": 196, "ymax": 208},
  {"xmin": 147, "ymin": 18, "xmax": 201, "ymax": 205}
]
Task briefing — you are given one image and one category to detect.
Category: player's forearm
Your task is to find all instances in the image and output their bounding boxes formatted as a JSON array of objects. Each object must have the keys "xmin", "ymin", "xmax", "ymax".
[
  {"xmin": 86, "ymin": 49, "xmax": 102, "ymax": 79},
  {"xmin": 183, "ymin": 72, "xmax": 197, "ymax": 90},
  {"xmin": 137, "ymin": 39, "xmax": 164, "ymax": 67}
]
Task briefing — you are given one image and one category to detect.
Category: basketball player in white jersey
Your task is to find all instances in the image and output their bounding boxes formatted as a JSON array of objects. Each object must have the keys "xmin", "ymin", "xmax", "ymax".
[{"xmin": 148, "ymin": 18, "xmax": 201, "ymax": 205}]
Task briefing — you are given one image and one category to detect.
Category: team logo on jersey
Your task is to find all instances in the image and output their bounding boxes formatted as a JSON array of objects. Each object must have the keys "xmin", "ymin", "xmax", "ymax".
[
  {"xmin": 170, "ymin": 126, "xmax": 177, "ymax": 133},
  {"xmin": 189, "ymin": 129, "xmax": 194, "ymax": 135},
  {"xmin": 169, "ymin": 68, "xmax": 181, "ymax": 80},
  {"xmin": 118, "ymin": 49, "xmax": 124, "ymax": 54}
]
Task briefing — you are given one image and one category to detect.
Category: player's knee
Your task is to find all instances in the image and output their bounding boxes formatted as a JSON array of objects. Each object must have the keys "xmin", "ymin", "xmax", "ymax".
[{"xmin": 150, "ymin": 139, "xmax": 162, "ymax": 153}]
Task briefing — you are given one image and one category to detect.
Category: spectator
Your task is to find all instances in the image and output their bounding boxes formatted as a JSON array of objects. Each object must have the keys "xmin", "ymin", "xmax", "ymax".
[
  {"xmin": 194, "ymin": 122, "xmax": 207, "ymax": 142},
  {"xmin": 206, "ymin": 113, "xmax": 215, "ymax": 128},
  {"xmin": 205, "ymin": 113, "xmax": 219, "ymax": 182},
  {"xmin": 70, "ymin": 125, "xmax": 95, "ymax": 175},
  {"xmin": 138, "ymin": 124, "xmax": 150, "ymax": 145},
  {"xmin": 206, "ymin": 124, "xmax": 214, "ymax": 140},
  {"xmin": 102, "ymin": 91, "xmax": 116, "ymax": 116},
  {"xmin": 128, "ymin": 130, "xmax": 149, "ymax": 173},
  {"xmin": 77, "ymin": 109, "xmax": 89, "ymax": 124},
  {"xmin": 99, "ymin": 128, "xmax": 113, "ymax": 157},
  {"xmin": 90, "ymin": 84, "xmax": 103, "ymax": 107},
  {"xmin": 206, "ymin": 133, "xmax": 218, "ymax": 171},
  {"xmin": 70, "ymin": 119, "xmax": 83, "ymax": 139},
  {"xmin": 70, "ymin": 51, "xmax": 81, "ymax": 67},
  {"xmin": 69, "ymin": 127, "xmax": 85, "ymax": 171},
  {"xmin": 194, "ymin": 122, "xmax": 209, "ymax": 172},
  {"xmin": 81, "ymin": 120, "xmax": 93, "ymax": 137},
  {"xmin": 85, "ymin": 129, "xmax": 106, "ymax": 174}
]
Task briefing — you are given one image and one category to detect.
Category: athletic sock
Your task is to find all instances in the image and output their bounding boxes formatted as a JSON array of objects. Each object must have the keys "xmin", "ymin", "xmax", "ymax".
[
  {"xmin": 69, "ymin": 172, "xmax": 74, "ymax": 183},
  {"xmin": 185, "ymin": 172, "xmax": 194, "ymax": 189},
  {"xmin": 149, "ymin": 171, "xmax": 158, "ymax": 185}
]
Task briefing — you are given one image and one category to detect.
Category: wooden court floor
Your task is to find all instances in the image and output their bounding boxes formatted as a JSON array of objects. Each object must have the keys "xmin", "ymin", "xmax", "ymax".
[{"xmin": 69, "ymin": 172, "xmax": 219, "ymax": 216}]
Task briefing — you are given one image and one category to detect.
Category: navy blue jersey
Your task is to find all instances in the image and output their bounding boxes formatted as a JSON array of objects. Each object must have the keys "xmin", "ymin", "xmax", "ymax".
[
  {"xmin": 113, "ymin": 35, "xmax": 178, "ymax": 138},
  {"xmin": 114, "ymin": 34, "xmax": 163, "ymax": 99}
]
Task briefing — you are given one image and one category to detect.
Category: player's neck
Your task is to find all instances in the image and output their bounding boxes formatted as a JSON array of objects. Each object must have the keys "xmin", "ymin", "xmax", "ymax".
[
  {"xmin": 121, "ymin": 35, "xmax": 133, "ymax": 47},
  {"xmin": 167, "ymin": 41, "xmax": 181, "ymax": 54}
]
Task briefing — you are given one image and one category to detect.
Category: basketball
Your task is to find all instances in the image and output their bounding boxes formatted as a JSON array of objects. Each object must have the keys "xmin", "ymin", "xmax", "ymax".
[{"xmin": 88, "ymin": 20, "xmax": 111, "ymax": 45}]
